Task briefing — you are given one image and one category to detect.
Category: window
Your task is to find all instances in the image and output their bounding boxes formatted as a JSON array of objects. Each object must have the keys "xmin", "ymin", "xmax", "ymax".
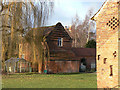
[
  {"xmin": 91, "ymin": 63, "xmax": 95, "ymax": 69},
  {"xmin": 104, "ymin": 58, "xmax": 107, "ymax": 64},
  {"xmin": 98, "ymin": 55, "xmax": 100, "ymax": 60},
  {"xmin": 58, "ymin": 38, "xmax": 63, "ymax": 47},
  {"xmin": 113, "ymin": 51, "xmax": 116, "ymax": 58},
  {"xmin": 110, "ymin": 65, "xmax": 113, "ymax": 76}
]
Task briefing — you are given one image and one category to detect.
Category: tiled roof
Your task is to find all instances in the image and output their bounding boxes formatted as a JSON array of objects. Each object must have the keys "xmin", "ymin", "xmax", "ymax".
[
  {"xmin": 26, "ymin": 22, "xmax": 72, "ymax": 38},
  {"xmin": 31, "ymin": 25, "xmax": 55, "ymax": 36},
  {"xmin": 5, "ymin": 57, "xmax": 29, "ymax": 63},
  {"xmin": 50, "ymin": 48, "xmax": 96, "ymax": 61},
  {"xmin": 71, "ymin": 48, "xmax": 96, "ymax": 57}
]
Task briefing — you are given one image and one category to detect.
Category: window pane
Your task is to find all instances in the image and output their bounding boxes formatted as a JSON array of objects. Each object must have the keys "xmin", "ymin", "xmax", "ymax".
[{"xmin": 58, "ymin": 38, "xmax": 63, "ymax": 46}]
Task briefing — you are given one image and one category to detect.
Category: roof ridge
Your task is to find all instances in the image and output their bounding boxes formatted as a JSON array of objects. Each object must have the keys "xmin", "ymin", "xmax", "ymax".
[{"xmin": 91, "ymin": 0, "xmax": 108, "ymax": 20}]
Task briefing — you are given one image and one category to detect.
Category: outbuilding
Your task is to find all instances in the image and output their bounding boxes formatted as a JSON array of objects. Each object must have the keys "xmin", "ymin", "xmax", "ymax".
[
  {"xmin": 19, "ymin": 22, "xmax": 96, "ymax": 74},
  {"xmin": 5, "ymin": 57, "xmax": 32, "ymax": 73}
]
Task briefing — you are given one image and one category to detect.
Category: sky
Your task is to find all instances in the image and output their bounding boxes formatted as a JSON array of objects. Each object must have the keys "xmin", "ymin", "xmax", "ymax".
[{"xmin": 47, "ymin": 0, "xmax": 106, "ymax": 26}]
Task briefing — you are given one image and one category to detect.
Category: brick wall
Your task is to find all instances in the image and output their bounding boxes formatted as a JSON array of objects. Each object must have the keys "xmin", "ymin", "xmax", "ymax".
[
  {"xmin": 95, "ymin": 1, "xmax": 119, "ymax": 88},
  {"xmin": 48, "ymin": 61, "xmax": 80, "ymax": 73},
  {"xmin": 47, "ymin": 56, "xmax": 95, "ymax": 73}
]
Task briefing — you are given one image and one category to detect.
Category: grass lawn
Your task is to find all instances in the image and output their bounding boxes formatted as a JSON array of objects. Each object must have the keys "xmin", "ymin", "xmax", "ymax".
[{"xmin": 2, "ymin": 73, "xmax": 97, "ymax": 88}]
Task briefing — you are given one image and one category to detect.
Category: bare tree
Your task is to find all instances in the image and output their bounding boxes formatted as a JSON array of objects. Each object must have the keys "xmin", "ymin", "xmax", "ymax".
[
  {"xmin": 71, "ymin": 9, "xmax": 95, "ymax": 48},
  {"xmin": 0, "ymin": 0, "xmax": 54, "ymax": 73}
]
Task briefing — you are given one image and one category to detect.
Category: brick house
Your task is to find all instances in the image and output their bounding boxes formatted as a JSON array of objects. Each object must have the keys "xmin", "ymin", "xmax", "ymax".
[
  {"xmin": 19, "ymin": 22, "xmax": 96, "ymax": 73},
  {"xmin": 91, "ymin": 0, "xmax": 120, "ymax": 88}
]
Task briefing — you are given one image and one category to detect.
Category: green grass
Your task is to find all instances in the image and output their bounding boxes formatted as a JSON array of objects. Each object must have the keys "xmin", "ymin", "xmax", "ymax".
[{"xmin": 2, "ymin": 73, "xmax": 97, "ymax": 88}]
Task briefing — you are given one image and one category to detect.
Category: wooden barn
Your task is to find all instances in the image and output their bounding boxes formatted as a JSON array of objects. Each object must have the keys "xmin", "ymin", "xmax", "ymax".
[{"xmin": 19, "ymin": 22, "xmax": 96, "ymax": 73}]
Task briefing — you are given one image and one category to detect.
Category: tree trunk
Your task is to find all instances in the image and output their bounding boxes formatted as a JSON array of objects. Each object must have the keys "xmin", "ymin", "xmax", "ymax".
[
  {"xmin": 33, "ymin": 42, "xmax": 37, "ymax": 63},
  {"xmin": 87, "ymin": 24, "xmax": 90, "ymax": 43},
  {"xmin": 38, "ymin": 62, "xmax": 42, "ymax": 73}
]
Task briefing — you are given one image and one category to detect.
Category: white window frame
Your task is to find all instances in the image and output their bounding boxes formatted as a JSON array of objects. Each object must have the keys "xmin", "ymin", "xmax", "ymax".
[{"xmin": 58, "ymin": 38, "xmax": 63, "ymax": 47}]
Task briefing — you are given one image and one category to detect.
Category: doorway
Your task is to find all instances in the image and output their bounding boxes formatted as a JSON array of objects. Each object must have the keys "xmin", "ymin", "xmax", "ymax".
[{"xmin": 79, "ymin": 58, "xmax": 87, "ymax": 72}]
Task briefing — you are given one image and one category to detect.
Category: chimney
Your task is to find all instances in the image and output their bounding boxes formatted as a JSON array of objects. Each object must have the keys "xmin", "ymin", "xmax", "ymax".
[{"xmin": 69, "ymin": 25, "xmax": 71, "ymax": 32}]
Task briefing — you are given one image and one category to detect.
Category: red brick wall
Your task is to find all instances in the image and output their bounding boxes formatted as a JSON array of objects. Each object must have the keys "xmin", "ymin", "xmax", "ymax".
[
  {"xmin": 48, "ymin": 61, "xmax": 80, "ymax": 73},
  {"xmin": 86, "ymin": 57, "xmax": 96, "ymax": 70},
  {"xmin": 47, "ymin": 56, "xmax": 95, "ymax": 73}
]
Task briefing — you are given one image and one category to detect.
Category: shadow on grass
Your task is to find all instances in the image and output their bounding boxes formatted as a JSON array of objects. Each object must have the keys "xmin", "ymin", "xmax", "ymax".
[
  {"xmin": 47, "ymin": 72, "xmax": 96, "ymax": 75},
  {"xmin": 3, "ymin": 71, "xmax": 96, "ymax": 76}
]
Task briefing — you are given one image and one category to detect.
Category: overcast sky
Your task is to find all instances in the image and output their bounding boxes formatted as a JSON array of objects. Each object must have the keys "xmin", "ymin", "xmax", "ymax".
[{"xmin": 47, "ymin": 0, "xmax": 106, "ymax": 26}]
